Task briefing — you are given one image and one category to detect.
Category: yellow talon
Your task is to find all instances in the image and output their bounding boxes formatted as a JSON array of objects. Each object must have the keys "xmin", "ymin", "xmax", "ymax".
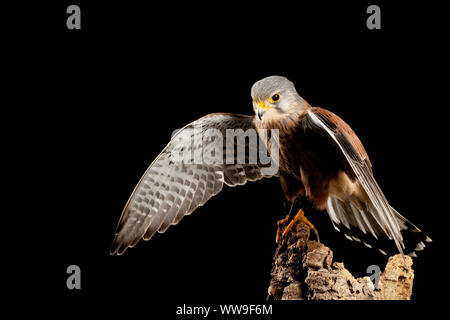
[
  {"xmin": 276, "ymin": 215, "xmax": 289, "ymax": 243},
  {"xmin": 282, "ymin": 209, "xmax": 320, "ymax": 242}
]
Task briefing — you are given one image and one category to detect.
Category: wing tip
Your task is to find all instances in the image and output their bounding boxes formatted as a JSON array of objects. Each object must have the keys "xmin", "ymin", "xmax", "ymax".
[{"xmin": 110, "ymin": 236, "xmax": 130, "ymax": 256}]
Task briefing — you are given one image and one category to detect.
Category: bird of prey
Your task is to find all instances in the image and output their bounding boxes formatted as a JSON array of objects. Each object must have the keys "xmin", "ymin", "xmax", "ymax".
[{"xmin": 111, "ymin": 76, "xmax": 430, "ymax": 257}]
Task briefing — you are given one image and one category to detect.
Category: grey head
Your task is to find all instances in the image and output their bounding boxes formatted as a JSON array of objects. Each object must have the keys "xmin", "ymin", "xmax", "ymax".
[{"xmin": 251, "ymin": 76, "xmax": 309, "ymax": 120}]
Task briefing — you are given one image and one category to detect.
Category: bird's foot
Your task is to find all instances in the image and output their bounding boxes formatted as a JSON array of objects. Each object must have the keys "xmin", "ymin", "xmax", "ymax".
[
  {"xmin": 280, "ymin": 209, "xmax": 320, "ymax": 243},
  {"xmin": 275, "ymin": 215, "xmax": 290, "ymax": 244}
]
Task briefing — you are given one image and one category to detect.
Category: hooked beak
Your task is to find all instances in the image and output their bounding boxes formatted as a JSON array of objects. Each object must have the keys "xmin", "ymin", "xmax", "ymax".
[{"xmin": 257, "ymin": 102, "xmax": 271, "ymax": 120}]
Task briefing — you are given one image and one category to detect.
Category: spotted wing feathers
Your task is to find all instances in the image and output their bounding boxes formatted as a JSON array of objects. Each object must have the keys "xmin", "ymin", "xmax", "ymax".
[{"xmin": 111, "ymin": 113, "xmax": 273, "ymax": 255}]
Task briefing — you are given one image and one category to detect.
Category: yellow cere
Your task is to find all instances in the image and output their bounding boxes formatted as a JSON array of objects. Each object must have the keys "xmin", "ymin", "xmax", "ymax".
[{"xmin": 257, "ymin": 102, "xmax": 271, "ymax": 110}]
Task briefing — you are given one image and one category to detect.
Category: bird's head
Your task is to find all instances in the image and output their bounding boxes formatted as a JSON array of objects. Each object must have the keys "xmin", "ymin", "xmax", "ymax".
[{"xmin": 251, "ymin": 76, "xmax": 309, "ymax": 121}]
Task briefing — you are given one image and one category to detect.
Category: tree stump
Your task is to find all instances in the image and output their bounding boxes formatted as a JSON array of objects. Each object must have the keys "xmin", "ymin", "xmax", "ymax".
[{"xmin": 267, "ymin": 221, "xmax": 414, "ymax": 300}]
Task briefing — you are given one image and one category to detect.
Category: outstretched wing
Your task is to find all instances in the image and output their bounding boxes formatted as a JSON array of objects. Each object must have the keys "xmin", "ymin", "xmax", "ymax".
[
  {"xmin": 111, "ymin": 113, "xmax": 275, "ymax": 255},
  {"xmin": 306, "ymin": 107, "xmax": 406, "ymax": 255}
]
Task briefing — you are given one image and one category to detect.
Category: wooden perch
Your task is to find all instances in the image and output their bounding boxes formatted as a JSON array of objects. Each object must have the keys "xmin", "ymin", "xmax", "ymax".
[{"xmin": 267, "ymin": 221, "xmax": 414, "ymax": 300}]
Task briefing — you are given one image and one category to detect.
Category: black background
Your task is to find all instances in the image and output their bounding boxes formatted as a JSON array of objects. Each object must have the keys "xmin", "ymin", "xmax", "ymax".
[{"xmin": 7, "ymin": 0, "xmax": 448, "ymax": 317}]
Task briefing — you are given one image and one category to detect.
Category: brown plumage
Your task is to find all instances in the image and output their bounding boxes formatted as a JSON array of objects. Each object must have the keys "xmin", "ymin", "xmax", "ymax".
[
  {"xmin": 252, "ymin": 76, "xmax": 430, "ymax": 257},
  {"xmin": 256, "ymin": 106, "xmax": 369, "ymax": 209}
]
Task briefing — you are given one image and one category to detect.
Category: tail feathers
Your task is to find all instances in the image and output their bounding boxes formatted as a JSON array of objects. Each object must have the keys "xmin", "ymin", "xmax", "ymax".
[
  {"xmin": 390, "ymin": 206, "xmax": 432, "ymax": 256},
  {"xmin": 326, "ymin": 196, "xmax": 431, "ymax": 258}
]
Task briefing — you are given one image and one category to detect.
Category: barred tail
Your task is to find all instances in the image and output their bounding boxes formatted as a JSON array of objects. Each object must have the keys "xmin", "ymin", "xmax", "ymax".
[{"xmin": 326, "ymin": 196, "xmax": 432, "ymax": 257}]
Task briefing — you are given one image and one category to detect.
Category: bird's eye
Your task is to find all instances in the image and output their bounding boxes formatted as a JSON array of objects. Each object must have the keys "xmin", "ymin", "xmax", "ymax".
[{"xmin": 270, "ymin": 93, "xmax": 280, "ymax": 103}]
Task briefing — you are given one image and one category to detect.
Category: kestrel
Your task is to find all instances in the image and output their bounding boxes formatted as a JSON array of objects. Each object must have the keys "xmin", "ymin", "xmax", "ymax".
[{"xmin": 111, "ymin": 76, "xmax": 430, "ymax": 257}]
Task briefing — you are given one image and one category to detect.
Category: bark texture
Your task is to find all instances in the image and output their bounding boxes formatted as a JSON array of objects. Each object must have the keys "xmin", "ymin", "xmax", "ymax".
[{"xmin": 267, "ymin": 221, "xmax": 414, "ymax": 300}]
